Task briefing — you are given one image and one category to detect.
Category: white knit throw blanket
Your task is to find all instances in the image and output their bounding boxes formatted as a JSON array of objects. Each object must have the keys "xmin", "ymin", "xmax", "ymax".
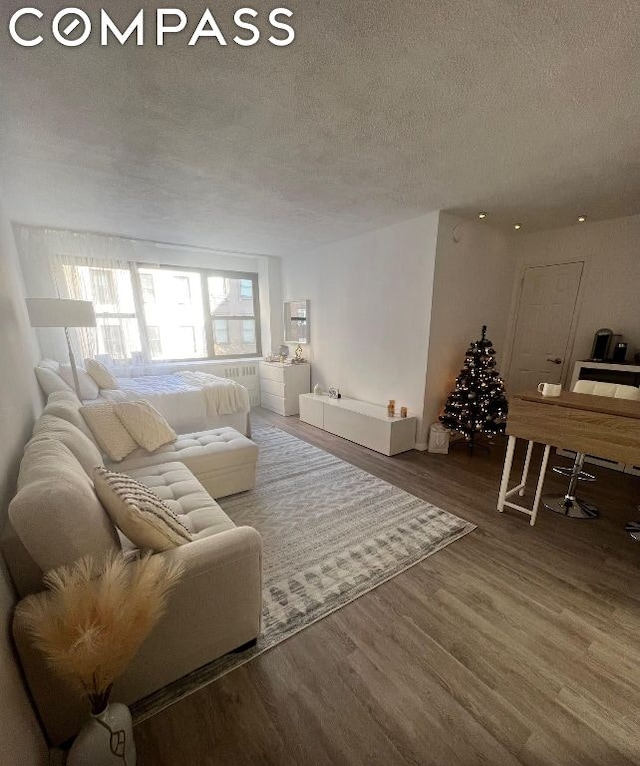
[{"xmin": 175, "ymin": 371, "xmax": 250, "ymax": 416}]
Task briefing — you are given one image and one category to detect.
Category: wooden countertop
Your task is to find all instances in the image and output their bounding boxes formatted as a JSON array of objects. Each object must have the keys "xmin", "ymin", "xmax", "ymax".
[{"xmin": 513, "ymin": 390, "xmax": 640, "ymax": 420}]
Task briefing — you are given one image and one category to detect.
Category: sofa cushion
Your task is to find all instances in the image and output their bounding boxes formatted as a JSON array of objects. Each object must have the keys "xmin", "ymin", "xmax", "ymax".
[
  {"xmin": 81, "ymin": 401, "xmax": 138, "ymax": 462},
  {"xmin": 58, "ymin": 364, "xmax": 100, "ymax": 400},
  {"xmin": 94, "ymin": 467, "xmax": 191, "ymax": 552},
  {"xmin": 32, "ymin": 414, "xmax": 104, "ymax": 477},
  {"xmin": 84, "ymin": 358, "xmax": 119, "ymax": 390},
  {"xmin": 115, "ymin": 427, "xmax": 258, "ymax": 477},
  {"xmin": 124, "ymin": 462, "xmax": 236, "ymax": 539},
  {"xmin": 42, "ymin": 391, "xmax": 98, "ymax": 444},
  {"xmin": 10, "ymin": 440, "xmax": 120, "ymax": 573},
  {"xmin": 114, "ymin": 400, "xmax": 177, "ymax": 452}
]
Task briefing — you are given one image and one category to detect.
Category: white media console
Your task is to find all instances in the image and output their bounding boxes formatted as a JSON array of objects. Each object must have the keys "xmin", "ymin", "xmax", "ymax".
[{"xmin": 299, "ymin": 393, "xmax": 417, "ymax": 456}]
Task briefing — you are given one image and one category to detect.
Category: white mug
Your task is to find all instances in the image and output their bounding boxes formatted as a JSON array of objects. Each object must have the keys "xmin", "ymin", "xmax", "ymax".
[{"xmin": 538, "ymin": 382, "xmax": 562, "ymax": 397}]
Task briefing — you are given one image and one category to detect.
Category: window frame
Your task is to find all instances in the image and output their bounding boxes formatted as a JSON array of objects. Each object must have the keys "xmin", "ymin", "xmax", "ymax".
[{"xmin": 60, "ymin": 258, "xmax": 263, "ymax": 363}]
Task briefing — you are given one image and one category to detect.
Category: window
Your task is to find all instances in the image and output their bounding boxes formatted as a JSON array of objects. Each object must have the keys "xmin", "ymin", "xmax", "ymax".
[
  {"xmin": 214, "ymin": 319, "xmax": 230, "ymax": 344},
  {"xmin": 101, "ymin": 323, "xmax": 126, "ymax": 360},
  {"xmin": 174, "ymin": 276, "xmax": 191, "ymax": 304},
  {"xmin": 147, "ymin": 325, "xmax": 162, "ymax": 357},
  {"xmin": 242, "ymin": 320, "xmax": 255, "ymax": 343},
  {"xmin": 140, "ymin": 273, "xmax": 155, "ymax": 303},
  {"xmin": 179, "ymin": 326, "xmax": 197, "ymax": 354},
  {"xmin": 208, "ymin": 273, "xmax": 260, "ymax": 356},
  {"xmin": 60, "ymin": 261, "xmax": 260, "ymax": 362},
  {"xmin": 90, "ymin": 268, "xmax": 116, "ymax": 305}
]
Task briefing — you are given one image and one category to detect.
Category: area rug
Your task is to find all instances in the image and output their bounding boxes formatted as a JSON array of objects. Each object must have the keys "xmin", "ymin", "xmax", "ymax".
[{"xmin": 132, "ymin": 422, "xmax": 475, "ymax": 722}]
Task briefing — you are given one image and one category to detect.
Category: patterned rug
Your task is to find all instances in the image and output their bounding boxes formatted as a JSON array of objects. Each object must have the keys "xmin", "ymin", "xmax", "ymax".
[{"xmin": 132, "ymin": 423, "xmax": 475, "ymax": 722}]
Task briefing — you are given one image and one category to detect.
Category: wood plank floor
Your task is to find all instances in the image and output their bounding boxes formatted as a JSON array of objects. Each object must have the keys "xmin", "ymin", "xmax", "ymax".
[{"xmin": 136, "ymin": 410, "xmax": 640, "ymax": 765}]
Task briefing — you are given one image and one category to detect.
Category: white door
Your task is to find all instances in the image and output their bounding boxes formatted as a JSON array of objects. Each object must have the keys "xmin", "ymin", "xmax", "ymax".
[{"xmin": 508, "ymin": 262, "xmax": 583, "ymax": 393}]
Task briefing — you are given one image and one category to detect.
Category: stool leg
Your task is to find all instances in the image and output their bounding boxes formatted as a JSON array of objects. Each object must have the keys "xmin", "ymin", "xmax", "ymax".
[
  {"xmin": 543, "ymin": 452, "xmax": 600, "ymax": 519},
  {"xmin": 497, "ymin": 436, "xmax": 516, "ymax": 512}
]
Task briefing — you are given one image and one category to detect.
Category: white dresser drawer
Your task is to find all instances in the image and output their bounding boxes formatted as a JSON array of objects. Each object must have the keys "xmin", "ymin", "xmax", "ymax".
[
  {"xmin": 261, "ymin": 391, "xmax": 286, "ymax": 415},
  {"xmin": 259, "ymin": 363, "xmax": 285, "ymax": 383},
  {"xmin": 261, "ymin": 390, "xmax": 301, "ymax": 416},
  {"xmin": 260, "ymin": 378, "xmax": 286, "ymax": 398}
]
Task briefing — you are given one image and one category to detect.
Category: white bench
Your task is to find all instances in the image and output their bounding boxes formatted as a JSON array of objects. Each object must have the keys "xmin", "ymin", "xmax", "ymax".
[{"xmin": 299, "ymin": 393, "xmax": 416, "ymax": 455}]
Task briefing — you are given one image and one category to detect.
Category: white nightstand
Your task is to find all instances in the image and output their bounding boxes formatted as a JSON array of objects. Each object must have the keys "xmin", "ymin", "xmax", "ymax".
[{"xmin": 259, "ymin": 362, "xmax": 311, "ymax": 416}]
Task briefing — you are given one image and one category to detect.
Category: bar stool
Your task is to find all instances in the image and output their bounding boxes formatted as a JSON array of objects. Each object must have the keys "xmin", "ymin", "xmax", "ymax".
[{"xmin": 543, "ymin": 381, "xmax": 640, "ymax": 519}]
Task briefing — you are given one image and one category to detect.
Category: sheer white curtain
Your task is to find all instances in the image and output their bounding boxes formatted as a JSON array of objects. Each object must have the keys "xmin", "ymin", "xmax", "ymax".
[{"xmin": 21, "ymin": 228, "xmax": 147, "ymax": 374}]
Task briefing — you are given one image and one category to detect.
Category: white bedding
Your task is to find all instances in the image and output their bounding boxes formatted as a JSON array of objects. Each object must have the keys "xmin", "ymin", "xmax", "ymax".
[{"xmin": 98, "ymin": 372, "xmax": 250, "ymax": 435}]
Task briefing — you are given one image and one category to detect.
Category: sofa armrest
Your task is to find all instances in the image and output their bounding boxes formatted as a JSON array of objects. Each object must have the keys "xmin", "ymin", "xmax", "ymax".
[
  {"xmin": 156, "ymin": 525, "xmax": 262, "ymax": 580},
  {"xmin": 118, "ymin": 525, "xmax": 263, "ymax": 701},
  {"xmin": 13, "ymin": 525, "xmax": 263, "ymax": 746}
]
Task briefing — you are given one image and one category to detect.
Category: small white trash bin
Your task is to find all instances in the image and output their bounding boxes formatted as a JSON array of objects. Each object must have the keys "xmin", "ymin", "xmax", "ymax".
[{"xmin": 428, "ymin": 423, "xmax": 450, "ymax": 454}]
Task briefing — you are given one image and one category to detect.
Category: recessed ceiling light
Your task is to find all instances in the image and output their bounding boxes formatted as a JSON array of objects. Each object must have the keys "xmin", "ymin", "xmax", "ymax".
[
  {"xmin": 577, "ymin": 215, "xmax": 586, "ymax": 223},
  {"xmin": 478, "ymin": 212, "xmax": 487, "ymax": 219},
  {"xmin": 514, "ymin": 223, "xmax": 522, "ymax": 230}
]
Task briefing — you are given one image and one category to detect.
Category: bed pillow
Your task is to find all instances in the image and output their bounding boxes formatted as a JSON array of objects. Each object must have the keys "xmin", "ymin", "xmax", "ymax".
[
  {"xmin": 93, "ymin": 467, "xmax": 192, "ymax": 551},
  {"xmin": 85, "ymin": 358, "xmax": 120, "ymax": 390},
  {"xmin": 34, "ymin": 361, "xmax": 72, "ymax": 396},
  {"xmin": 80, "ymin": 402, "xmax": 138, "ymax": 462},
  {"xmin": 58, "ymin": 364, "xmax": 100, "ymax": 400},
  {"xmin": 113, "ymin": 400, "xmax": 177, "ymax": 452}
]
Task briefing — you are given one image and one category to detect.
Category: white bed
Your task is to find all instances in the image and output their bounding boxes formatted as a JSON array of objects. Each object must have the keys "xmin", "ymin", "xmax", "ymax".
[
  {"xmin": 99, "ymin": 371, "xmax": 251, "ymax": 435},
  {"xmin": 35, "ymin": 361, "xmax": 251, "ymax": 436}
]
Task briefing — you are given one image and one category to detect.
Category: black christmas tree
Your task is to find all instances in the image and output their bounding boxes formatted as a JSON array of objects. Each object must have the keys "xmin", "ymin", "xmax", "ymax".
[{"xmin": 440, "ymin": 325, "xmax": 508, "ymax": 450}]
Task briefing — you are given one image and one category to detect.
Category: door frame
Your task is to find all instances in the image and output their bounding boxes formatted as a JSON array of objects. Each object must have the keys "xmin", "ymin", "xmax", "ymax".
[{"xmin": 503, "ymin": 259, "xmax": 586, "ymax": 391}]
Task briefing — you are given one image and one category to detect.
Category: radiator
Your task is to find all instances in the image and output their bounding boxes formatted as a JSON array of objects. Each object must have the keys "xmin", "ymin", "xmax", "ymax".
[{"xmin": 219, "ymin": 363, "xmax": 260, "ymax": 406}]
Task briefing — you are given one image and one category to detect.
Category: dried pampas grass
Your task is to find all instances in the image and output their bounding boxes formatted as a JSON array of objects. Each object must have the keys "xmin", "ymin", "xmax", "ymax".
[{"xmin": 16, "ymin": 552, "xmax": 182, "ymax": 714}]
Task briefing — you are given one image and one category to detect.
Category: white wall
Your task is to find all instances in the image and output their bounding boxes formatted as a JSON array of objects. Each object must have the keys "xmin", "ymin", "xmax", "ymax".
[
  {"xmin": 504, "ymin": 213, "xmax": 640, "ymax": 387},
  {"xmin": 15, "ymin": 225, "xmax": 280, "ymax": 364},
  {"xmin": 0, "ymin": 205, "xmax": 49, "ymax": 763},
  {"xmin": 422, "ymin": 213, "xmax": 516, "ymax": 434},
  {"xmin": 281, "ymin": 213, "xmax": 440, "ymax": 442}
]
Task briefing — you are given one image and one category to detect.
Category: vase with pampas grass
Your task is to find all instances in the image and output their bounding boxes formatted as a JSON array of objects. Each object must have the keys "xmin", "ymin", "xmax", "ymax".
[{"xmin": 16, "ymin": 552, "xmax": 182, "ymax": 766}]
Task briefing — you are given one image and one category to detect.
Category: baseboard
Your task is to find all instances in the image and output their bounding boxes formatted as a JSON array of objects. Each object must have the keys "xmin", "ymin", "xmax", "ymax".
[{"xmin": 415, "ymin": 442, "xmax": 427, "ymax": 452}]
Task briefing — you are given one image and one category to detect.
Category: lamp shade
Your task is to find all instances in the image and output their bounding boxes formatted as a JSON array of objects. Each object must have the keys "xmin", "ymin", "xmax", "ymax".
[{"xmin": 26, "ymin": 298, "xmax": 96, "ymax": 328}]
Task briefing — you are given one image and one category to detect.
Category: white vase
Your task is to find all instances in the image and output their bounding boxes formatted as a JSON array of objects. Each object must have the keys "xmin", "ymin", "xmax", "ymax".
[{"xmin": 68, "ymin": 702, "xmax": 137, "ymax": 766}]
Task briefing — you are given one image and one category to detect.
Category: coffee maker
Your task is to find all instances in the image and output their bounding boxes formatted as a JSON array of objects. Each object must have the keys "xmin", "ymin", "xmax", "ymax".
[{"xmin": 590, "ymin": 328, "xmax": 613, "ymax": 362}]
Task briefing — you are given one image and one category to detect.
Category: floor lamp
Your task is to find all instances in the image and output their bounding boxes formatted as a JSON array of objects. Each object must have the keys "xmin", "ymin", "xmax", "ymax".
[{"xmin": 26, "ymin": 297, "xmax": 97, "ymax": 399}]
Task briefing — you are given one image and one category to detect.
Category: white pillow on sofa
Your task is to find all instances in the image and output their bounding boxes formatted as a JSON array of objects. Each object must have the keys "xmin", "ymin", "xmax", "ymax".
[
  {"xmin": 58, "ymin": 364, "xmax": 100, "ymax": 400},
  {"xmin": 80, "ymin": 402, "xmax": 138, "ymax": 462},
  {"xmin": 93, "ymin": 467, "xmax": 191, "ymax": 552},
  {"xmin": 114, "ymin": 400, "xmax": 177, "ymax": 452},
  {"xmin": 34, "ymin": 360, "xmax": 72, "ymax": 396},
  {"xmin": 84, "ymin": 358, "xmax": 120, "ymax": 390}
]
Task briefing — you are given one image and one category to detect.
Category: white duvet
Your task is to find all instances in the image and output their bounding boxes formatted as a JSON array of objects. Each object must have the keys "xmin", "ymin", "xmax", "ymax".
[{"xmin": 99, "ymin": 372, "xmax": 250, "ymax": 432}]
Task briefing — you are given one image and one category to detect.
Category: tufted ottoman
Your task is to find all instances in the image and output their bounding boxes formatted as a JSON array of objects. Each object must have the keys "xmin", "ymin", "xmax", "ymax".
[{"xmin": 111, "ymin": 427, "xmax": 258, "ymax": 499}]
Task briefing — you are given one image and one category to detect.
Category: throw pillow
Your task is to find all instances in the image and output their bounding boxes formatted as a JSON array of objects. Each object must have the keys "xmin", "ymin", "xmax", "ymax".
[
  {"xmin": 93, "ymin": 466, "xmax": 192, "ymax": 551},
  {"xmin": 114, "ymin": 400, "xmax": 177, "ymax": 452},
  {"xmin": 85, "ymin": 358, "xmax": 120, "ymax": 390},
  {"xmin": 34, "ymin": 365, "xmax": 73, "ymax": 396},
  {"xmin": 58, "ymin": 364, "xmax": 100, "ymax": 400},
  {"xmin": 80, "ymin": 402, "xmax": 138, "ymax": 462}
]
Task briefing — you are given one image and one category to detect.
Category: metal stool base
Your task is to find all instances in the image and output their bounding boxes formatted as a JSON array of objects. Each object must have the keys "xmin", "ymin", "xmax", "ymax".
[{"xmin": 542, "ymin": 495, "xmax": 599, "ymax": 519}]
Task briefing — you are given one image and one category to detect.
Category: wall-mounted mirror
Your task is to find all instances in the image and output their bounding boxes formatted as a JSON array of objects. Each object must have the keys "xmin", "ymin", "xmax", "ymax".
[{"xmin": 284, "ymin": 299, "xmax": 310, "ymax": 344}]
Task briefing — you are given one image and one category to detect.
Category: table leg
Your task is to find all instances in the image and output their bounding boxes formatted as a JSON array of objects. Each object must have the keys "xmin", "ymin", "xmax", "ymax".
[
  {"xmin": 497, "ymin": 435, "xmax": 516, "ymax": 512},
  {"xmin": 530, "ymin": 444, "xmax": 551, "ymax": 526},
  {"xmin": 518, "ymin": 440, "xmax": 534, "ymax": 497}
]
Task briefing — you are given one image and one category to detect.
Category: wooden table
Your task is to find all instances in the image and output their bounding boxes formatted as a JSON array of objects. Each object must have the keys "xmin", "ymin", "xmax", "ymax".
[{"xmin": 497, "ymin": 390, "xmax": 640, "ymax": 525}]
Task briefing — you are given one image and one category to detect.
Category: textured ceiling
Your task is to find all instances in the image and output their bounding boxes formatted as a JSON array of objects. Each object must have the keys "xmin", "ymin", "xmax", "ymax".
[{"xmin": 1, "ymin": 0, "xmax": 640, "ymax": 255}]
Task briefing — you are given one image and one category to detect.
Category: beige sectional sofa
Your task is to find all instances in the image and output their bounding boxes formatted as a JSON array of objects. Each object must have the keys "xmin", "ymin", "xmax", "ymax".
[{"xmin": 2, "ymin": 392, "xmax": 263, "ymax": 746}]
